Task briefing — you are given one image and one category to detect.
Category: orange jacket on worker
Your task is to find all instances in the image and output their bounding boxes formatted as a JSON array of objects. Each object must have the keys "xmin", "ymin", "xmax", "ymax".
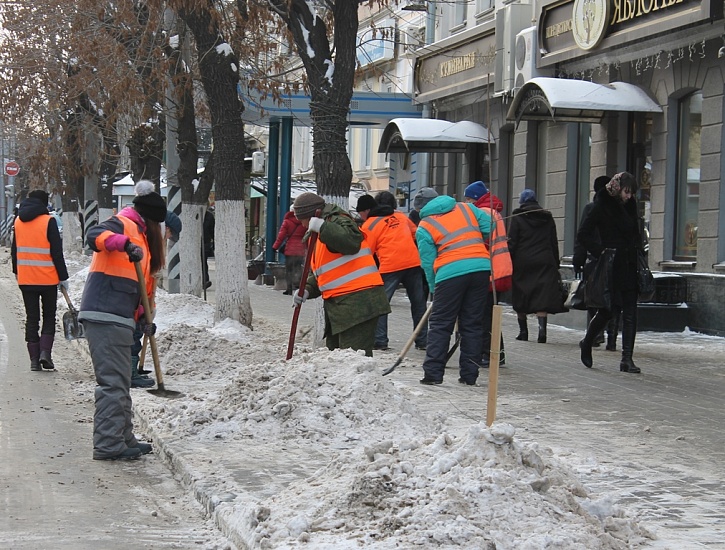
[
  {"xmin": 419, "ymin": 203, "xmax": 490, "ymax": 273},
  {"xmin": 14, "ymin": 216, "xmax": 60, "ymax": 286},
  {"xmin": 312, "ymin": 239, "xmax": 383, "ymax": 299},
  {"xmin": 80, "ymin": 212, "xmax": 153, "ymax": 329},
  {"xmin": 361, "ymin": 211, "xmax": 420, "ymax": 273}
]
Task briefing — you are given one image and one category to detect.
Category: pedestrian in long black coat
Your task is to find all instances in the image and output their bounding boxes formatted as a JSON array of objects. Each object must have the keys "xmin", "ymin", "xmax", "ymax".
[
  {"xmin": 508, "ymin": 189, "xmax": 567, "ymax": 344},
  {"xmin": 577, "ymin": 172, "xmax": 643, "ymax": 373},
  {"xmin": 573, "ymin": 175, "xmax": 621, "ymax": 350}
]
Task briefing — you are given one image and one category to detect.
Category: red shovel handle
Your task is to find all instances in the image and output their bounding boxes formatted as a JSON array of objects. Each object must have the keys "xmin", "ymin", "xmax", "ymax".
[{"xmin": 286, "ymin": 211, "xmax": 321, "ymax": 360}]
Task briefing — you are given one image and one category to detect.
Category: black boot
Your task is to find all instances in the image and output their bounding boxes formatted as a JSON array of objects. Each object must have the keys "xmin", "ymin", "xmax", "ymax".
[
  {"xmin": 606, "ymin": 311, "xmax": 620, "ymax": 351},
  {"xmin": 619, "ymin": 307, "xmax": 641, "ymax": 373},
  {"xmin": 516, "ymin": 318, "xmax": 528, "ymax": 341},
  {"xmin": 27, "ymin": 342, "xmax": 41, "ymax": 371},
  {"xmin": 39, "ymin": 334, "xmax": 55, "ymax": 370},
  {"xmin": 537, "ymin": 316, "xmax": 547, "ymax": 343},
  {"xmin": 580, "ymin": 310, "xmax": 610, "ymax": 368}
]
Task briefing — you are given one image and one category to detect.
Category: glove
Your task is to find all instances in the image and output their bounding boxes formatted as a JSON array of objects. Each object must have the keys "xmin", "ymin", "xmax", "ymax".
[
  {"xmin": 59, "ymin": 280, "xmax": 70, "ymax": 292},
  {"xmin": 308, "ymin": 217, "xmax": 324, "ymax": 233},
  {"xmin": 104, "ymin": 233, "xmax": 129, "ymax": 252},
  {"xmin": 124, "ymin": 240, "xmax": 144, "ymax": 262},
  {"xmin": 140, "ymin": 321, "xmax": 157, "ymax": 337},
  {"xmin": 292, "ymin": 289, "xmax": 309, "ymax": 307}
]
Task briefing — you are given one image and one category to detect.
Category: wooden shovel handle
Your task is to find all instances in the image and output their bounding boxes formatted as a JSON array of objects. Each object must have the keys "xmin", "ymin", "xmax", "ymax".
[{"xmin": 133, "ymin": 261, "xmax": 165, "ymax": 388}]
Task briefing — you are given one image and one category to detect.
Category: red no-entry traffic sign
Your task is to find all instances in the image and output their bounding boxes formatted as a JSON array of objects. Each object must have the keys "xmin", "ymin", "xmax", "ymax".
[{"xmin": 4, "ymin": 161, "xmax": 20, "ymax": 177}]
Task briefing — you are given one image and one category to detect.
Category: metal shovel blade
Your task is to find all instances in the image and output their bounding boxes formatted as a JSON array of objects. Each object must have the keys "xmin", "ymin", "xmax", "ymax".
[
  {"xmin": 62, "ymin": 310, "xmax": 84, "ymax": 340},
  {"xmin": 147, "ymin": 385, "xmax": 183, "ymax": 399}
]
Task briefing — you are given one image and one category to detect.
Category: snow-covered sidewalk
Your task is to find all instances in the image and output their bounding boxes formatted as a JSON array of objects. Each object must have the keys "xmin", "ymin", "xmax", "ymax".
[{"xmin": 57, "ymin": 254, "xmax": 724, "ymax": 549}]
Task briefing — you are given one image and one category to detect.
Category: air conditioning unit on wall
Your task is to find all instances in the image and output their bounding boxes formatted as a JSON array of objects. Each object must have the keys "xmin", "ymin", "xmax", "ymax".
[
  {"xmin": 494, "ymin": 3, "xmax": 532, "ymax": 95},
  {"xmin": 514, "ymin": 26, "xmax": 540, "ymax": 91}
]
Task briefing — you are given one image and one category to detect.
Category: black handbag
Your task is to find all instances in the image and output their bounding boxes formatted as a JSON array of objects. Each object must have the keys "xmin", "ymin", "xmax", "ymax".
[
  {"xmin": 637, "ymin": 249, "xmax": 655, "ymax": 301},
  {"xmin": 585, "ymin": 248, "xmax": 615, "ymax": 310}
]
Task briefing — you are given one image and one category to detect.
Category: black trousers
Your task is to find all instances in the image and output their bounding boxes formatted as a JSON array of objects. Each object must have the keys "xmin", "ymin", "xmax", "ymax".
[
  {"xmin": 422, "ymin": 271, "xmax": 488, "ymax": 383},
  {"xmin": 21, "ymin": 285, "xmax": 58, "ymax": 343}
]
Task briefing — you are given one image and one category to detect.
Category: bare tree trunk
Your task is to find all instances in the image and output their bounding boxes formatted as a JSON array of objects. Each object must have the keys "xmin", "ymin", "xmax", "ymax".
[
  {"xmin": 214, "ymin": 200, "xmax": 252, "ymax": 326},
  {"xmin": 179, "ymin": 203, "xmax": 205, "ymax": 296},
  {"xmin": 177, "ymin": 4, "xmax": 252, "ymax": 327}
]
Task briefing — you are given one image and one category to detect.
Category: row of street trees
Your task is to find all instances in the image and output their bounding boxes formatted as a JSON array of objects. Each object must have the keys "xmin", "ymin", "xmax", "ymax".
[{"xmin": 0, "ymin": 0, "xmax": 378, "ymax": 327}]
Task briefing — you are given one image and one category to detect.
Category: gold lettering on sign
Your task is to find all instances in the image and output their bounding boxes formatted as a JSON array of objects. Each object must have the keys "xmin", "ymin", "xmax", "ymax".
[
  {"xmin": 611, "ymin": 0, "xmax": 682, "ymax": 25},
  {"xmin": 439, "ymin": 52, "xmax": 476, "ymax": 78},
  {"xmin": 546, "ymin": 19, "xmax": 573, "ymax": 38}
]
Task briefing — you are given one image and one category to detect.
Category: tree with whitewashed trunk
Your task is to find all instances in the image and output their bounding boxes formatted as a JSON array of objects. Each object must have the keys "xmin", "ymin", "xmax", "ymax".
[{"xmin": 171, "ymin": 1, "xmax": 252, "ymax": 326}]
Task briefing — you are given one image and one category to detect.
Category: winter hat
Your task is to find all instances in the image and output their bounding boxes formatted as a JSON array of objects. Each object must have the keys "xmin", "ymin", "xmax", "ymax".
[
  {"xmin": 606, "ymin": 172, "xmax": 637, "ymax": 196},
  {"xmin": 356, "ymin": 194, "xmax": 377, "ymax": 213},
  {"xmin": 29, "ymin": 189, "xmax": 50, "ymax": 206},
  {"xmin": 293, "ymin": 192, "xmax": 325, "ymax": 220},
  {"xmin": 593, "ymin": 176, "xmax": 610, "ymax": 193},
  {"xmin": 132, "ymin": 180, "xmax": 167, "ymax": 222},
  {"xmin": 165, "ymin": 210, "xmax": 182, "ymax": 239},
  {"xmin": 374, "ymin": 191, "xmax": 397, "ymax": 209},
  {"xmin": 464, "ymin": 181, "xmax": 488, "ymax": 201},
  {"xmin": 519, "ymin": 188, "xmax": 536, "ymax": 205},
  {"xmin": 413, "ymin": 187, "xmax": 438, "ymax": 210}
]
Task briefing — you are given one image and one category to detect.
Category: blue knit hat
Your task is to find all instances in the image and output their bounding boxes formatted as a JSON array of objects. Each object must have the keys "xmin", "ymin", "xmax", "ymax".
[
  {"xmin": 165, "ymin": 210, "xmax": 182, "ymax": 238},
  {"xmin": 519, "ymin": 188, "xmax": 536, "ymax": 205},
  {"xmin": 464, "ymin": 181, "xmax": 488, "ymax": 201}
]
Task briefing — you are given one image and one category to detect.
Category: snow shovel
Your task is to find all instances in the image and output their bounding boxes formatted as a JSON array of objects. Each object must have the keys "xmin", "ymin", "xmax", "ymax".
[
  {"xmin": 382, "ymin": 301, "xmax": 433, "ymax": 376},
  {"xmin": 133, "ymin": 261, "xmax": 183, "ymax": 399},
  {"xmin": 60, "ymin": 286, "xmax": 84, "ymax": 340},
  {"xmin": 286, "ymin": 228, "xmax": 319, "ymax": 360}
]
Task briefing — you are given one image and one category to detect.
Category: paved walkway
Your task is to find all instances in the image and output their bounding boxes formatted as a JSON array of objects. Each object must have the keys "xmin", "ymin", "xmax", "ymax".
[{"xmin": 196, "ymin": 263, "xmax": 725, "ymax": 548}]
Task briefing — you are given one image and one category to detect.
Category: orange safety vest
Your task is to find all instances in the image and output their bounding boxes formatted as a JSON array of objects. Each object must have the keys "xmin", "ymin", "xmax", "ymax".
[
  {"xmin": 89, "ymin": 215, "xmax": 152, "ymax": 305},
  {"xmin": 312, "ymin": 239, "xmax": 383, "ymax": 300},
  {"xmin": 14, "ymin": 216, "xmax": 59, "ymax": 285},
  {"xmin": 489, "ymin": 210, "xmax": 513, "ymax": 291},
  {"xmin": 361, "ymin": 212, "xmax": 420, "ymax": 273},
  {"xmin": 419, "ymin": 203, "xmax": 489, "ymax": 273}
]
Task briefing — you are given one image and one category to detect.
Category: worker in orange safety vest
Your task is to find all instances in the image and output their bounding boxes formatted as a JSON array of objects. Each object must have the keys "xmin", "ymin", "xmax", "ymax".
[{"xmin": 11, "ymin": 189, "xmax": 69, "ymax": 372}]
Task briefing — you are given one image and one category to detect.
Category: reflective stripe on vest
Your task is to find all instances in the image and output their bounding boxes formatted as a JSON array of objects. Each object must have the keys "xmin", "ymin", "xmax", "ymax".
[
  {"xmin": 312, "ymin": 241, "xmax": 382, "ymax": 299},
  {"xmin": 15, "ymin": 216, "xmax": 59, "ymax": 285},
  {"xmin": 88, "ymin": 215, "xmax": 151, "ymax": 290},
  {"xmin": 419, "ymin": 203, "xmax": 489, "ymax": 273}
]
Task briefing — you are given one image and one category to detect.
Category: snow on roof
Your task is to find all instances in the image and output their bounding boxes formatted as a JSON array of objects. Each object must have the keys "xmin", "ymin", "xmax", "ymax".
[
  {"xmin": 526, "ymin": 78, "xmax": 662, "ymax": 113},
  {"xmin": 379, "ymin": 118, "xmax": 492, "ymax": 154}
]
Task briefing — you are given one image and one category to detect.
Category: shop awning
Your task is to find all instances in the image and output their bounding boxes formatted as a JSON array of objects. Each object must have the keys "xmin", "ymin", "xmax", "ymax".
[
  {"xmin": 378, "ymin": 118, "xmax": 492, "ymax": 154},
  {"xmin": 507, "ymin": 78, "xmax": 662, "ymax": 125}
]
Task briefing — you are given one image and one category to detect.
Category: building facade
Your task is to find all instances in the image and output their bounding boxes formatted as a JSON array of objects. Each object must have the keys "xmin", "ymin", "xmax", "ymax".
[{"xmin": 404, "ymin": 0, "xmax": 725, "ymax": 334}]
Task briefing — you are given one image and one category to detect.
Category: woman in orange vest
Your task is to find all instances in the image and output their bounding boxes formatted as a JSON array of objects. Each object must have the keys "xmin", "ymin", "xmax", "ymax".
[
  {"xmin": 291, "ymin": 192, "xmax": 390, "ymax": 357},
  {"xmin": 11, "ymin": 189, "xmax": 69, "ymax": 371},
  {"xmin": 79, "ymin": 180, "xmax": 166, "ymax": 461},
  {"xmin": 416, "ymin": 193, "xmax": 492, "ymax": 386}
]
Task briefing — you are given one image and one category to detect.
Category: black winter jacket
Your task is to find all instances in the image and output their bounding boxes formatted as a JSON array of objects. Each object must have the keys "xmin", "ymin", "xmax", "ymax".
[
  {"xmin": 577, "ymin": 188, "xmax": 641, "ymax": 295},
  {"xmin": 11, "ymin": 197, "xmax": 68, "ymax": 284}
]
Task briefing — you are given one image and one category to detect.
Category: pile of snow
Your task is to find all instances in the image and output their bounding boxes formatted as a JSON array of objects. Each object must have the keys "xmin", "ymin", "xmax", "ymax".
[
  {"xmin": 60, "ymin": 260, "xmax": 651, "ymax": 548},
  {"xmin": 139, "ymin": 292, "xmax": 651, "ymax": 549}
]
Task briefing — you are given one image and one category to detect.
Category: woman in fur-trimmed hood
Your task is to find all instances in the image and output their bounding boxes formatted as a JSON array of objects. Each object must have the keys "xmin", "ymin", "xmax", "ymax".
[{"xmin": 577, "ymin": 172, "xmax": 644, "ymax": 374}]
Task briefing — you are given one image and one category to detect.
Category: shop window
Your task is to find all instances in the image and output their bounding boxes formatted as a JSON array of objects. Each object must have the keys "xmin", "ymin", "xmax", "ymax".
[
  {"xmin": 627, "ymin": 113, "xmax": 653, "ymax": 251},
  {"xmin": 674, "ymin": 91, "xmax": 701, "ymax": 260}
]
